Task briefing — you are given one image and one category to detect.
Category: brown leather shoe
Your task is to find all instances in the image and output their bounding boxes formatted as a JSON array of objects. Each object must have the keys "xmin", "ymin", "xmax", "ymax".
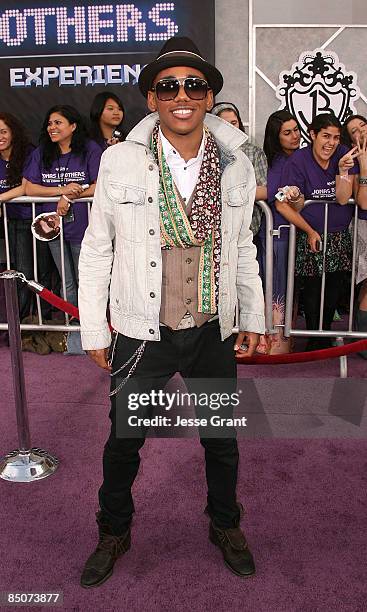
[
  {"xmin": 209, "ymin": 523, "xmax": 255, "ymax": 577},
  {"xmin": 80, "ymin": 512, "xmax": 131, "ymax": 589}
]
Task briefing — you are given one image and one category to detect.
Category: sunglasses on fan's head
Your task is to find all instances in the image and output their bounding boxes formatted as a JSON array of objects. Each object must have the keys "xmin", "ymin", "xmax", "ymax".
[{"xmin": 151, "ymin": 77, "xmax": 209, "ymax": 101}]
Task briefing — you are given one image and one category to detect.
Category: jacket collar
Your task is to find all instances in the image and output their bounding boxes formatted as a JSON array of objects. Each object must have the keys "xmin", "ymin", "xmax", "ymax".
[{"xmin": 126, "ymin": 112, "xmax": 248, "ymax": 156}]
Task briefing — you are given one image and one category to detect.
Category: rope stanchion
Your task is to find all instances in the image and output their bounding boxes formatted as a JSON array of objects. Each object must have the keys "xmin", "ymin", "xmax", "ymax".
[{"xmin": 0, "ymin": 271, "xmax": 58, "ymax": 483}]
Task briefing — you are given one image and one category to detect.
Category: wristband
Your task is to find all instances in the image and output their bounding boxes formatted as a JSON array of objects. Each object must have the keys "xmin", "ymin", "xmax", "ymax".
[{"xmin": 358, "ymin": 176, "xmax": 367, "ymax": 185}]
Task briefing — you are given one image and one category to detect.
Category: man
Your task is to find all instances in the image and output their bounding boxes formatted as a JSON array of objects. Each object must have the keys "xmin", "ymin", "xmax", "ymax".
[{"xmin": 78, "ymin": 37, "xmax": 265, "ymax": 588}]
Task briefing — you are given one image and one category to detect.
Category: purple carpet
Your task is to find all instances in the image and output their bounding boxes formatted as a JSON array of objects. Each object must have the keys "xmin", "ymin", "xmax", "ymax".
[{"xmin": 0, "ymin": 346, "xmax": 366, "ymax": 612}]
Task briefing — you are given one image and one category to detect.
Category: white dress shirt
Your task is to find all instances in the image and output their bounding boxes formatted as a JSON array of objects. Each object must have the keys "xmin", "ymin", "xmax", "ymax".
[{"xmin": 159, "ymin": 128, "xmax": 205, "ymax": 203}]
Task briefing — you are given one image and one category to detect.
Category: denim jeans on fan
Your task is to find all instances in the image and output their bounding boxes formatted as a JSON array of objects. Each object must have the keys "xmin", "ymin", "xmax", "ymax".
[
  {"xmin": 8, "ymin": 219, "xmax": 34, "ymax": 320},
  {"xmin": 48, "ymin": 239, "xmax": 81, "ymax": 307},
  {"xmin": 48, "ymin": 239, "xmax": 84, "ymax": 354}
]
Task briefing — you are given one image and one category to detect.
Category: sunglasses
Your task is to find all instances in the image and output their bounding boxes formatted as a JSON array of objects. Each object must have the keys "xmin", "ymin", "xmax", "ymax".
[{"xmin": 151, "ymin": 77, "xmax": 209, "ymax": 101}]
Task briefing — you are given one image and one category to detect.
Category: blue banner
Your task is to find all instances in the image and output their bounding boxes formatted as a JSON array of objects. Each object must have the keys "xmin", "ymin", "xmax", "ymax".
[{"xmin": 0, "ymin": 0, "xmax": 215, "ymax": 139}]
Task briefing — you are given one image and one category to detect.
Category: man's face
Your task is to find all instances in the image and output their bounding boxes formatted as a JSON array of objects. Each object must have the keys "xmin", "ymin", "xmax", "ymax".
[{"xmin": 147, "ymin": 66, "xmax": 213, "ymax": 138}]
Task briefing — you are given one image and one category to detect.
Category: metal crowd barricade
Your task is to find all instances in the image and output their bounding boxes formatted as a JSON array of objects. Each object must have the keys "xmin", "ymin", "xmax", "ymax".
[
  {"xmin": 4, "ymin": 197, "xmax": 277, "ymax": 336},
  {"xmin": 283, "ymin": 198, "xmax": 367, "ymax": 377},
  {"xmin": 0, "ymin": 196, "xmax": 92, "ymax": 334},
  {"xmin": 1, "ymin": 196, "xmax": 366, "ymax": 378}
]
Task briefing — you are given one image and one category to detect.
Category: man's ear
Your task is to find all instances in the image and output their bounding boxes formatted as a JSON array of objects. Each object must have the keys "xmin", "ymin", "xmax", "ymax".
[
  {"xmin": 206, "ymin": 89, "xmax": 214, "ymax": 112},
  {"xmin": 309, "ymin": 129, "xmax": 316, "ymax": 142},
  {"xmin": 147, "ymin": 91, "xmax": 157, "ymax": 113}
]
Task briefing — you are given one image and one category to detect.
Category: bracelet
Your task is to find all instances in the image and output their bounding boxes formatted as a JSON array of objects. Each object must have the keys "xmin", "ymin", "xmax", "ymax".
[
  {"xmin": 339, "ymin": 173, "xmax": 351, "ymax": 181},
  {"xmin": 359, "ymin": 176, "xmax": 367, "ymax": 185}
]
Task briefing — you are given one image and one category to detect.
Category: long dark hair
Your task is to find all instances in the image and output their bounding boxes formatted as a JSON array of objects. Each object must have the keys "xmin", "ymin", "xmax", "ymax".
[
  {"xmin": 0, "ymin": 112, "xmax": 30, "ymax": 187},
  {"xmin": 263, "ymin": 110, "xmax": 300, "ymax": 167},
  {"xmin": 89, "ymin": 92, "xmax": 126, "ymax": 144},
  {"xmin": 211, "ymin": 102, "xmax": 246, "ymax": 133},
  {"xmin": 39, "ymin": 105, "xmax": 88, "ymax": 168},
  {"xmin": 341, "ymin": 114, "xmax": 367, "ymax": 146}
]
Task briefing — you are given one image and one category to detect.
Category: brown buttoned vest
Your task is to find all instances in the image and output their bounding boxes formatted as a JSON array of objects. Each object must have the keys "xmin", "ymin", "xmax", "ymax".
[{"xmin": 159, "ymin": 190, "xmax": 216, "ymax": 329}]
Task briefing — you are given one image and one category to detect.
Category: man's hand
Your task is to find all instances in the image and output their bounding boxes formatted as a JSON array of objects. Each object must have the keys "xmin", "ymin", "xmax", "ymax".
[
  {"xmin": 234, "ymin": 331, "xmax": 259, "ymax": 357},
  {"xmin": 87, "ymin": 348, "xmax": 111, "ymax": 371}
]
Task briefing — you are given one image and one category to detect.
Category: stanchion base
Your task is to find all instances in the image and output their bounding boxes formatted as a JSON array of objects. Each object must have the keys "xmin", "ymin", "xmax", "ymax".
[{"xmin": 0, "ymin": 448, "xmax": 58, "ymax": 482}]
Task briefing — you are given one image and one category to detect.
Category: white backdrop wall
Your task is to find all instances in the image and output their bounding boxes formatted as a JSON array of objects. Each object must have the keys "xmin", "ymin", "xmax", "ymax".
[{"xmin": 215, "ymin": 0, "xmax": 367, "ymax": 146}]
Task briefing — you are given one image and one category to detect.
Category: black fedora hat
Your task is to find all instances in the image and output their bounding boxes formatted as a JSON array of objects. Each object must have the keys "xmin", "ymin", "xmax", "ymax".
[{"xmin": 138, "ymin": 36, "xmax": 223, "ymax": 98}]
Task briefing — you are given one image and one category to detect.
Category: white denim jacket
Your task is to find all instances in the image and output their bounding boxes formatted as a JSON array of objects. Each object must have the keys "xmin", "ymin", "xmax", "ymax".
[{"xmin": 78, "ymin": 113, "xmax": 265, "ymax": 350}]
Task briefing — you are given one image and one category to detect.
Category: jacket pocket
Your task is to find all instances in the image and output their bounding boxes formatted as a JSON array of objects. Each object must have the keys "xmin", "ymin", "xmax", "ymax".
[
  {"xmin": 226, "ymin": 183, "xmax": 247, "ymax": 238},
  {"xmin": 107, "ymin": 182, "xmax": 146, "ymax": 243},
  {"xmin": 227, "ymin": 184, "xmax": 247, "ymax": 207}
]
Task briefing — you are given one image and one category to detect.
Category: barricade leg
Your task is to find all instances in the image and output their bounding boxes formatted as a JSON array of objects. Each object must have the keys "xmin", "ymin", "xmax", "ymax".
[
  {"xmin": 335, "ymin": 337, "xmax": 348, "ymax": 379},
  {"xmin": 0, "ymin": 272, "xmax": 58, "ymax": 482}
]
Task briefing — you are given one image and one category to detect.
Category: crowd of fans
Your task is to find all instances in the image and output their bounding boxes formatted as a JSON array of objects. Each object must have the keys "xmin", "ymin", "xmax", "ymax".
[{"xmin": 0, "ymin": 93, "xmax": 366, "ymax": 357}]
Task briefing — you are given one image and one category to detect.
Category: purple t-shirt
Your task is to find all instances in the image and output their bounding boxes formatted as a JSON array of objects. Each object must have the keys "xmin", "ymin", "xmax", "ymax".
[
  {"xmin": 24, "ymin": 140, "xmax": 102, "ymax": 242},
  {"xmin": 281, "ymin": 144, "xmax": 357, "ymax": 233},
  {"xmin": 1, "ymin": 148, "xmax": 35, "ymax": 220},
  {"xmin": 259, "ymin": 153, "xmax": 291, "ymax": 242}
]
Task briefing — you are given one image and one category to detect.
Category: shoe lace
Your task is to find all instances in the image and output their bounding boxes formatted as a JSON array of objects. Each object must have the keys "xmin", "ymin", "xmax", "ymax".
[
  {"xmin": 216, "ymin": 527, "xmax": 248, "ymax": 550},
  {"xmin": 97, "ymin": 532, "xmax": 128, "ymax": 556}
]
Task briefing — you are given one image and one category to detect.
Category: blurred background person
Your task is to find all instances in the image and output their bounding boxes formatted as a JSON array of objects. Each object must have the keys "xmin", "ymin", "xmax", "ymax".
[
  {"xmin": 25, "ymin": 105, "xmax": 102, "ymax": 307},
  {"xmin": 25, "ymin": 105, "xmax": 103, "ymax": 353},
  {"xmin": 278, "ymin": 113, "xmax": 357, "ymax": 351},
  {"xmin": 342, "ymin": 114, "xmax": 367, "ymax": 358},
  {"xmin": 211, "ymin": 102, "xmax": 267, "ymax": 235},
  {"xmin": 257, "ymin": 110, "xmax": 301, "ymax": 354},
  {"xmin": 0, "ymin": 112, "xmax": 35, "ymax": 320},
  {"xmin": 90, "ymin": 92, "xmax": 126, "ymax": 150}
]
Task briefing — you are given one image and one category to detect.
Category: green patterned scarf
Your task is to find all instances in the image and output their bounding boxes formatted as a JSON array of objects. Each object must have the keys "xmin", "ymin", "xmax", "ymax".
[{"xmin": 150, "ymin": 123, "xmax": 221, "ymax": 314}]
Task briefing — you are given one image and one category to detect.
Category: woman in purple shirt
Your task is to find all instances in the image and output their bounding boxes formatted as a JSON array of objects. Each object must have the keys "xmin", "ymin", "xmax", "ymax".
[
  {"xmin": 0, "ymin": 112, "xmax": 36, "ymax": 319},
  {"xmin": 257, "ymin": 110, "xmax": 301, "ymax": 354},
  {"xmin": 342, "ymin": 114, "xmax": 367, "ymax": 357},
  {"xmin": 25, "ymin": 105, "xmax": 102, "ymax": 310},
  {"xmin": 277, "ymin": 113, "xmax": 357, "ymax": 350}
]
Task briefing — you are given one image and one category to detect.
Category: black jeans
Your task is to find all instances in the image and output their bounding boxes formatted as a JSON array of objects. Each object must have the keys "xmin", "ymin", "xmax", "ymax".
[
  {"xmin": 8, "ymin": 218, "xmax": 56, "ymax": 320},
  {"xmin": 99, "ymin": 320, "xmax": 240, "ymax": 533},
  {"xmin": 301, "ymin": 271, "xmax": 347, "ymax": 330}
]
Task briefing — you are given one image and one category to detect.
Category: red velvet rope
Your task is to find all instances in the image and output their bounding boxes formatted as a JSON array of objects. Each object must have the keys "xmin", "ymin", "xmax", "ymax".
[
  {"xmin": 39, "ymin": 287, "xmax": 79, "ymax": 319},
  {"xmin": 236, "ymin": 339, "xmax": 367, "ymax": 364},
  {"xmin": 38, "ymin": 285, "xmax": 367, "ymax": 364}
]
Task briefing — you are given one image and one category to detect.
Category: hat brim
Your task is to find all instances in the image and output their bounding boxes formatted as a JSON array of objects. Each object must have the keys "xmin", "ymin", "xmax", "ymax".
[{"xmin": 138, "ymin": 54, "xmax": 223, "ymax": 98}]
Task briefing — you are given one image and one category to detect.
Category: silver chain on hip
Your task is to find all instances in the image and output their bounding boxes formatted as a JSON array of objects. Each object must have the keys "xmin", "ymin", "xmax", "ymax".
[{"xmin": 109, "ymin": 334, "xmax": 147, "ymax": 397}]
